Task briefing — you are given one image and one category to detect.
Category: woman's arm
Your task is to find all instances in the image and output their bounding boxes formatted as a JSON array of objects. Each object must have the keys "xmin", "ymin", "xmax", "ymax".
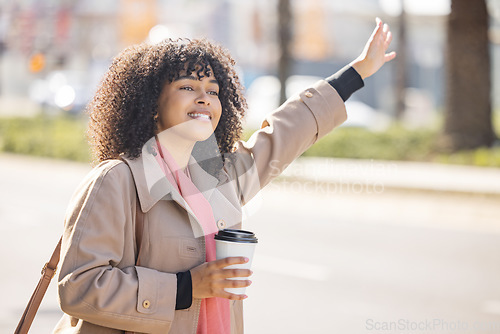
[
  {"xmin": 183, "ymin": 19, "xmax": 396, "ymax": 302},
  {"xmin": 226, "ymin": 18, "xmax": 395, "ymax": 205}
]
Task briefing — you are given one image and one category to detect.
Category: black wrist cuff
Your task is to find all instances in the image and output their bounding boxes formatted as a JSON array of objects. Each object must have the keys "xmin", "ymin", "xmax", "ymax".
[
  {"xmin": 175, "ymin": 271, "xmax": 193, "ymax": 310},
  {"xmin": 326, "ymin": 65, "xmax": 365, "ymax": 102}
]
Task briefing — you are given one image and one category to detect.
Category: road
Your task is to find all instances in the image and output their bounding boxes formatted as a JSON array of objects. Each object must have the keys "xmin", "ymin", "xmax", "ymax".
[{"xmin": 1, "ymin": 153, "xmax": 500, "ymax": 333}]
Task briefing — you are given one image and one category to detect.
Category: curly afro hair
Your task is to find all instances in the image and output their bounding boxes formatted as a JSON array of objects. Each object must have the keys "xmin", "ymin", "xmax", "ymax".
[{"xmin": 87, "ymin": 38, "xmax": 247, "ymax": 168}]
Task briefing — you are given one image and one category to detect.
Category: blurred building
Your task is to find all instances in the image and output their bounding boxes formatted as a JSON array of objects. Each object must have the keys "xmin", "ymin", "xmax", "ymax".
[{"xmin": 0, "ymin": 0, "xmax": 498, "ymax": 121}]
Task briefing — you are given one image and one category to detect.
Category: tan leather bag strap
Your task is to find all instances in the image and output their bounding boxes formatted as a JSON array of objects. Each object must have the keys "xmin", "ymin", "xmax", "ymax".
[
  {"xmin": 15, "ymin": 192, "xmax": 145, "ymax": 334},
  {"xmin": 14, "ymin": 237, "xmax": 62, "ymax": 334}
]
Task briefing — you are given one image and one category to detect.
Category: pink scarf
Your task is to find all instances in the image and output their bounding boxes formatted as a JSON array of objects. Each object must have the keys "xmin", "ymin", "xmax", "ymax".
[{"xmin": 154, "ymin": 139, "xmax": 230, "ymax": 334}]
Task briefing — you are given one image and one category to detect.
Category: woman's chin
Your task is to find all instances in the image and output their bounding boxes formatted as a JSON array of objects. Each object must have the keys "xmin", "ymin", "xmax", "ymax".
[
  {"xmin": 159, "ymin": 122, "xmax": 215, "ymax": 143},
  {"xmin": 183, "ymin": 129, "xmax": 216, "ymax": 143}
]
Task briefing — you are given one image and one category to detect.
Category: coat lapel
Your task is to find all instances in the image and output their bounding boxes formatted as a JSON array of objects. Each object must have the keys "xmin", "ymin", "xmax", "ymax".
[
  {"xmin": 187, "ymin": 155, "xmax": 218, "ymax": 201},
  {"xmin": 122, "ymin": 137, "xmax": 243, "ymax": 234},
  {"xmin": 122, "ymin": 138, "xmax": 196, "ymax": 218},
  {"xmin": 188, "ymin": 155, "xmax": 243, "ymax": 229}
]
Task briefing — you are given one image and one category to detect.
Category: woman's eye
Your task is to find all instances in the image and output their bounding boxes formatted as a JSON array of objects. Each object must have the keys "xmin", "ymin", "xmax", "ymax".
[
  {"xmin": 208, "ymin": 91, "xmax": 219, "ymax": 96},
  {"xmin": 180, "ymin": 86, "xmax": 193, "ymax": 91}
]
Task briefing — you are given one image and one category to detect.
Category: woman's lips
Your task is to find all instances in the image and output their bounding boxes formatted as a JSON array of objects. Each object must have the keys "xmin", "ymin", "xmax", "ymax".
[{"xmin": 187, "ymin": 112, "xmax": 211, "ymax": 121}]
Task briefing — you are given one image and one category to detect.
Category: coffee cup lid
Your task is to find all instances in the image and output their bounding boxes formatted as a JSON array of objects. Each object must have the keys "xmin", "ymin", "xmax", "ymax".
[{"xmin": 214, "ymin": 229, "xmax": 258, "ymax": 243}]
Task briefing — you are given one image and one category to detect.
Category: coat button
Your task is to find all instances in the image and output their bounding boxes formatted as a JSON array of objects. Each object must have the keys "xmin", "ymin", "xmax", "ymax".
[
  {"xmin": 147, "ymin": 144, "xmax": 157, "ymax": 156},
  {"xmin": 217, "ymin": 219, "xmax": 226, "ymax": 229},
  {"xmin": 305, "ymin": 91, "xmax": 313, "ymax": 98},
  {"xmin": 143, "ymin": 300, "xmax": 151, "ymax": 309}
]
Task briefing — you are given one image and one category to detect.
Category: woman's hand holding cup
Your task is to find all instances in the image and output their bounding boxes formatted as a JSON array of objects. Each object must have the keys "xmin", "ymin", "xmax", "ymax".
[{"xmin": 190, "ymin": 257, "xmax": 253, "ymax": 300}]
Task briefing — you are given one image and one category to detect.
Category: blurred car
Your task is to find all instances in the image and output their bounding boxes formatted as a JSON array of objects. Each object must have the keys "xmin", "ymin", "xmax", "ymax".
[
  {"xmin": 29, "ymin": 70, "xmax": 94, "ymax": 114},
  {"xmin": 245, "ymin": 74, "xmax": 390, "ymax": 131}
]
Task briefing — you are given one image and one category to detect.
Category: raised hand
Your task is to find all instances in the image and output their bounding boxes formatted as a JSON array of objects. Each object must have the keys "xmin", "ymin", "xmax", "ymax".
[{"xmin": 351, "ymin": 17, "xmax": 397, "ymax": 79}]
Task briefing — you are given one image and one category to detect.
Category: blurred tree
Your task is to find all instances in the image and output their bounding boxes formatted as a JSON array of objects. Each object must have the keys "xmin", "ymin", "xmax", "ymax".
[
  {"xmin": 441, "ymin": 0, "xmax": 496, "ymax": 150},
  {"xmin": 278, "ymin": 0, "xmax": 291, "ymax": 105},
  {"xmin": 395, "ymin": 3, "xmax": 407, "ymax": 120}
]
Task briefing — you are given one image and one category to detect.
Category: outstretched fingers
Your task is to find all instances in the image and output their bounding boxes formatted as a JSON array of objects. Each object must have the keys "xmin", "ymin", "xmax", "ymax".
[
  {"xmin": 385, "ymin": 51, "xmax": 397, "ymax": 63},
  {"xmin": 385, "ymin": 30, "xmax": 393, "ymax": 48},
  {"xmin": 376, "ymin": 20, "xmax": 396, "ymax": 63},
  {"xmin": 371, "ymin": 18, "xmax": 384, "ymax": 42},
  {"xmin": 351, "ymin": 17, "xmax": 396, "ymax": 78}
]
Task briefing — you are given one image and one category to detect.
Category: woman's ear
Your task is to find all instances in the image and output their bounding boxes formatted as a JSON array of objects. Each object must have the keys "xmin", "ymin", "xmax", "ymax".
[{"xmin": 153, "ymin": 113, "xmax": 160, "ymax": 134}]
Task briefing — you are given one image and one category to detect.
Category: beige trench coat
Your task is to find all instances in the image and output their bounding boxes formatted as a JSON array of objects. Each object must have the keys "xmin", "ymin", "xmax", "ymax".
[{"xmin": 53, "ymin": 80, "xmax": 347, "ymax": 334}]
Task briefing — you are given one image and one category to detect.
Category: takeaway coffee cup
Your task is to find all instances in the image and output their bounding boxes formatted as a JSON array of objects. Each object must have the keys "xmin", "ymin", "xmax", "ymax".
[{"xmin": 214, "ymin": 229, "xmax": 258, "ymax": 295}]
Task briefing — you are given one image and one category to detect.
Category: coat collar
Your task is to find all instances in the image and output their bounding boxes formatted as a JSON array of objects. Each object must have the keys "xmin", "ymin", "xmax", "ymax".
[{"xmin": 121, "ymin": 137, "xmax": 221, "ymax": 214}]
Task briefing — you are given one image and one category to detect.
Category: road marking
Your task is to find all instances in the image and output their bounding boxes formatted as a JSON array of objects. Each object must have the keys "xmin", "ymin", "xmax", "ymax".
[{"xmin": 253, "ymin": 255, "xmax": 330, "ymax": 281}]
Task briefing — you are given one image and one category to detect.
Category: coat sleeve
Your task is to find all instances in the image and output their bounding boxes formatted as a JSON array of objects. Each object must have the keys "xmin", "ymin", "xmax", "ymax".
[
  {"xmin": 227, "ymin": 79, "xmax": 347, "ymax": 205},
  {"xmin": 57, "ymin": 161, "xmax": 177, "ymax": 334}
]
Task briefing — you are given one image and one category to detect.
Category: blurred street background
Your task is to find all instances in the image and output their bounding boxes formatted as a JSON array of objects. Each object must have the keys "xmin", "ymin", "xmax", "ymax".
[
  {"xmin": 1, "ymin": 154, "xmax": 500, "ymax": 333},
  {"xmin": 1, "ymin": 0, "xmax": 500, "ymax": 333}
]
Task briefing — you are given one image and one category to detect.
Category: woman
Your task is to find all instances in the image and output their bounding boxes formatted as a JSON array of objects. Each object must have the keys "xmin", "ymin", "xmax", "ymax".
[{"xmin": 54, "ymin": 18, "xmax": 395, "ymax": 334}]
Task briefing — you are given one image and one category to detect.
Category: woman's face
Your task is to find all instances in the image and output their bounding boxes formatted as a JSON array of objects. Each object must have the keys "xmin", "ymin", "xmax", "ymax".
[{"xmin": 156, "ymin": 66, "xmax": 222, "ymax": 142}]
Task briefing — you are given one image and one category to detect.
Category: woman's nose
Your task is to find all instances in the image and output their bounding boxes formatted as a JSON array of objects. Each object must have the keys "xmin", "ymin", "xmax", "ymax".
[{"xmin": 195, "ymin": 92, "xmax": 210, "ymax": 105}]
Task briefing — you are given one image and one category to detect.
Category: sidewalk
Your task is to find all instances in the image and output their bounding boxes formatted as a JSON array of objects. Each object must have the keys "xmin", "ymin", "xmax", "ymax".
[{"xmin": 279, "ymin": 157, "xmax": 500, "ymax": 196}]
